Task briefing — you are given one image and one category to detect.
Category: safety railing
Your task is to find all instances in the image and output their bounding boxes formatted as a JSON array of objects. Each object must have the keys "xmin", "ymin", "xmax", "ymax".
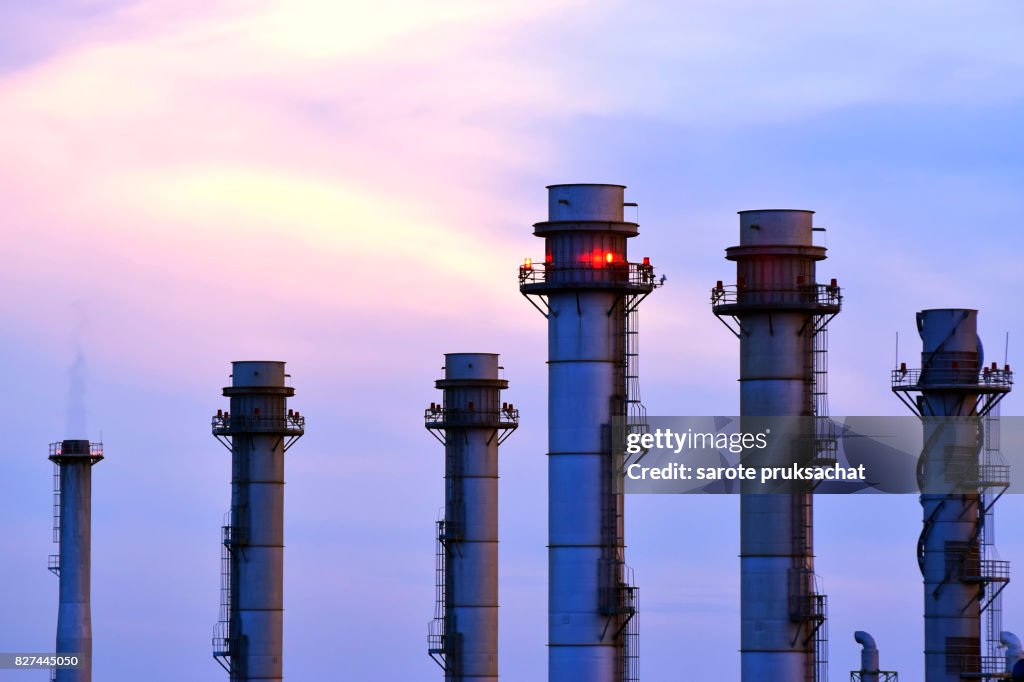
[
  {"xmin": 424, "ymin": 406, "xmax": 519, "ymax": 432},
  {"xmin": 48, "ymin": 441, "xmax": 104, "ymax": 461},
  {"xmin": 790, "ymin": 592, "xmax": 827, "ymax": 623},
  {"xmin": 944, "ymin": 653, "xmax": 1010, "ymax": 678},
  {"xmin": 211, "ymin": 412, "xmax": 305, "ymax": 436},
  {"xmin": 711, "ymin": 283, "xmax": 842, "ymax": 311},
  {"xmin": 519, "ymin": 261, "xmax": 658, "ymax": 290},
  {"xmin": 892, "ymin": 368, "xmax": 1013, "ymax": 390},
  {"xmin": 958, "ymin": 558, "xmax": 1010, "ymax": 584},
  {"xmin": 943, "ymin": 462, "xmax": 1011, "ymax": 490}
]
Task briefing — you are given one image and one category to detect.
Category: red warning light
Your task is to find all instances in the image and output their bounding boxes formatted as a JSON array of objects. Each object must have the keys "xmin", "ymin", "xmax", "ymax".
[
  {"xmin": 643, "ymin": 257, "xmax": 650, "ymax": 266},
  {"xmin": 523, "ymin": 257, "xmax": 532, "ymax": 270},
  {"xmin": 605, "ymin": 252, "xmax": 614, "ymax": 264}
]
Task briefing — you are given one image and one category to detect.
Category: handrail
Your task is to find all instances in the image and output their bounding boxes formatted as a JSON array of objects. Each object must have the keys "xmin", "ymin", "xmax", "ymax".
[
  {"xmin": 943, "ymin": 653, "xmax": 1009, "ymax": 676},
  {"xmin": 958, "ymin": 558, "xmax": 1010, "ymax": 582},
  {"xmin": 892, "ymin": 368, "xmax": 1013, "ymax": 389},
  {"xmin": 424, "ymin": 406, "xmax": 519, "ymax": 429},
  {"xmin": 211, "ymin": 413, "xmax": 306, "ymax": 434},
  {"xmin": 710, "ymin": 283, "xmax": 842, "ymax": 308},
  {"xmin": 519, "ymin": 261, "xmax": 658, "ymax": 288}
]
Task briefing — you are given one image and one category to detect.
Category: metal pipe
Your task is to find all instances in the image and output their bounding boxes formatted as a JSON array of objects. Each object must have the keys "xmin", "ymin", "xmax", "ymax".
[
  {"xmin": 1002, "ymin": 632, "xmax": 1023, "ymax": 674},
  {"xmin": 50, "ymin": 439, "xmax": 103, "ymax": 682},
  {"xmin": 520, "ymin": 184, "xmax": 659, "ymax": 682},
  {"xmin": 855, "ymin": 631, "xmax": 880, "ymax": 682},
  {"xmin": 212, "ymin": 361, "xmax": 304, "ymax": 681},
  {"xmin": 892, "ymin": 310, "xmax": 1012, "ymax": 681},
  {"xmin": 712, "ymin": 210, "xmax": 840, "ymax": 681},
  {"xmin": 425, "ymin": 353, "xmax": 517, "ymax": 680}
]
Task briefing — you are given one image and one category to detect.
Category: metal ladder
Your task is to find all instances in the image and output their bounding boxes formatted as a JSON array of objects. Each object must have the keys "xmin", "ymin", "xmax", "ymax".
[
  {"xmin": 212, "ymin": 520, "xmax": 236, "ymax": 674},
  {"xmin": 624, "ymin": 297, "xmax": 649, "ymax": 452},
  {"xmin": 49, "ymin": 464, "xmax": 61, "ymax": 576},
  {"xmin": 620, "ymin": 565, "xmax": 640, "ymax": 682},
  {"xmin": 982, "ymin": 406, "xmax": 1011, "ymax": 679},
  {"xmin": 793, "ymin": 312, "xmax": 832, "ymax": 682},
  {"xmin": 597, "ymin": 293, "xmax": 644, "ymax": 682},
  {"xmin": 809, "ymin": 319, "xmax": 837, "ymax": 465},
  {"xmin": 428, "ymin": 519, "xmax": 449, "ymax": 672}
]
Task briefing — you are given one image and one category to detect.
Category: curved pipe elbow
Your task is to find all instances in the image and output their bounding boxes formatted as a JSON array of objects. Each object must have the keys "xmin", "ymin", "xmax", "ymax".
[
  {"xmin": 1002, "ymin": 631, "xmax": 1023, "ymax": 655},
  {"xmin": 855, "ymin": 631, "xmax": 878, "ymax": 651},
  {"xmin": 855, "ymin": 631, "xmax": 880, "ymax": 675},
  {"xmin": 1002, "ymin": 632, "xmax": 1024, "ymax": 675}
]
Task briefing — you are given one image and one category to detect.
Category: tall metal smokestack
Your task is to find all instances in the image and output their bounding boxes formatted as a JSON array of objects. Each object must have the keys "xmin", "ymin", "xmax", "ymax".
[
  {"xmin": 519, "ymin": 183, "xmax": 660, "ymax": 682},
  {"xmin": 711, "ymin": 209, "xmax": 841, "ymax": 681},
  {"xmin": 892, "ymin": 309, "xmax": 1012, "ymax": 681},
  {"xmin": 49, "ymin": 439, "xmax": 103, "ymax": 682},
  {"xmin": 211, "ymin": 361, "xmax": 304, "ymax": 681},
  {"xmin": 425, "ymin": 353, "xmax": 518, "ymax": 681}
]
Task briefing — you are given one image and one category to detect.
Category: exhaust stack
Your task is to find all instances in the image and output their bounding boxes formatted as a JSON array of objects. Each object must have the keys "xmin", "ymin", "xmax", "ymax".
[
  {"xmin": 892, "ymin": 310, "xmax": 1012, "ymax": 681},
  {"xmin": 711, "ymin": 210, "xmax": 841, "ymax": 681},
  {"xmin": 49, "ymin": 439, "xmax": 103, "ymax": 682},
  {"xmin": 425, "ymin": 353, "xmax": 518, "ymax": 680},
  {"xmin": 211, "ymin": 361, "xmax": 304, "ymax": 681},
  {"xmin": 850, "ymin": 631, "xmax": 899, "ymax": 681},
  {"xmin": 520, "ymin": 184, "xmax": 661, "ymax": 682}
]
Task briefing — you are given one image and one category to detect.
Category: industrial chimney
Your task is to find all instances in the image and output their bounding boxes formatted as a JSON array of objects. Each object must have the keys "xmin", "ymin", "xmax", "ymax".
[
  {"xmin": 211, "ymin": 361, "xmax": 304, "ymax": 681},
  {"xmin": 892, "ymin": 310, "xmax": 1012, "ymax": 681},
  {"xmin": 520, "ymin": 184, "xmax": 661, "ymax": 682},
  {"xmin": 711, "ymin": 210, "xmax": 841, "ymax": 681},
  {"xmin": 425, "ymin": 353, "xmax": 518, "ymax": 681},
  {"xmin": 49, "ymin": 439, "xmax": 103, "ymax": 682}
]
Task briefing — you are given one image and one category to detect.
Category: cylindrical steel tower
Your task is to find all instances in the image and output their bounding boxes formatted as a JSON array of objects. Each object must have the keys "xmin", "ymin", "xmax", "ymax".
[
  {"xmin": 49, "ymin": 439, "xmax": 103, "ymax": 682},
  {"xmin": 520, "ymin": 184, "xmax": 660, "ymax": 682},
  {"xmin": 892, "ymin": 310, "xmax": 1012, "ymax": 681},
  {"xmin": 211, "ymin": 361, "xmax": 304, "ymax": 681},
  {"xmin": 425, "ymin": 353, "xmax": 518, "ymax": 681},
  {"xmin": 711, "ymin": 210, "xmax": 842, "ymax": 682}
]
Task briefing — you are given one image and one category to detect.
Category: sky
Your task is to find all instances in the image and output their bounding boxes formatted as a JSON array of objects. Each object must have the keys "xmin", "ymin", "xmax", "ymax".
[{"xmin": 0, "ymin": 0, "xmax": 1022, "ymax": 679}]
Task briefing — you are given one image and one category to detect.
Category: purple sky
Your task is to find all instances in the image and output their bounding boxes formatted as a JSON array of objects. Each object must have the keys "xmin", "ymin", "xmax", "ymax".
[{"xmin": 1, "ymin": 1, "xmax": 1023, "ymax": 679}]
